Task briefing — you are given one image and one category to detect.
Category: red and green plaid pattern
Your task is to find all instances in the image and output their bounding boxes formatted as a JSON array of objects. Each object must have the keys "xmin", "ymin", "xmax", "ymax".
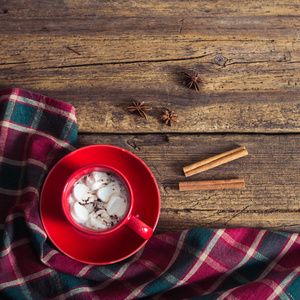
[{"xmin": 0, "ymin": 88, "xmax": 299, "ymax": 299}]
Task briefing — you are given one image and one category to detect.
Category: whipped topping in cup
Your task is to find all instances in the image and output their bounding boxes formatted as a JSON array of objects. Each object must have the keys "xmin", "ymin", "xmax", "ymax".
[{"xmin": 69, "ymin": 171, "xmax": 128, "ymax": 231}]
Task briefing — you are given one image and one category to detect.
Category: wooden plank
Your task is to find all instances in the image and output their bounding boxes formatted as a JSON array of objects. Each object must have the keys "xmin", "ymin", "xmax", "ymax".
[
  {"xmin": 0, "ymin": 61, "xmax": 299, "ymax": 133},
  {"xmin": 1, "ymin": 1, "xmax": 299, "ymax": 36},
  {"xmin": 1, "ymin": 1, "xmax": 299, "ymax": 133},
  {"xmin": 0, "ymin": 34, "xmax": 299, "ymax": 67},
  {"xmin": 77, "ymin": 133, "xmax": 300, "ymax": 234},
  {"xmin": 157, "ymin": 211, "xmax": 300, "ymax": 234}
]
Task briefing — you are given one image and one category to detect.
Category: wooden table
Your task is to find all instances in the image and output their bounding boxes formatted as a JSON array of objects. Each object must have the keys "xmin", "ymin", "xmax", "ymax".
[{"xmin": 1, "ymin": 0, "xmax": 299, "ymax": 234}]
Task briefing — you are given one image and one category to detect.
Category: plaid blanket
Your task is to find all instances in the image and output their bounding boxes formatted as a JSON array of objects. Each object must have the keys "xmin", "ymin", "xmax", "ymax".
[{"xmin": 0, "ymin": 88, "xmax": 299, "ymax": 300}]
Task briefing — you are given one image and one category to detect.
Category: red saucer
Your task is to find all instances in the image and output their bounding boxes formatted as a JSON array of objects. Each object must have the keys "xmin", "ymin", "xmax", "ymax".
[{"xmin": 40, "ymin": 145, "xmax": 160, "ymax": 265}]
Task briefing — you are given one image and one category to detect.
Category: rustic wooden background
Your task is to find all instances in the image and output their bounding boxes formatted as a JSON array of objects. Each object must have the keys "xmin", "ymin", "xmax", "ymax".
[{"xmin": 1, "ymin": 0, "xmax": 299, "ymax": 234}]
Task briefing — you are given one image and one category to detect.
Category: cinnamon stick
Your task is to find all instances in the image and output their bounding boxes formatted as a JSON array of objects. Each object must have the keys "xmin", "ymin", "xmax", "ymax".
[
  {"xmin": 183, "ymin": 146, "xmax": 248, "ymax": 177},
  {"xmin": 179, "ymin": 178, "xmax": 245, "ymax": 191}
]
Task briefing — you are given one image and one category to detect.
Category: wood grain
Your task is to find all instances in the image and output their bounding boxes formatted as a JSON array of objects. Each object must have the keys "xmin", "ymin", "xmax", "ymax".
[
  {"xmin": 78, "ymin": 134, "xmax": 300, "ymax": 234},
  {"xmin": 0, "ymin": 0, "xmax": 299, "ymax": 133},
  {"xmin": 0, "ymin": 0, "xmax": 299, "ymax": 233}
]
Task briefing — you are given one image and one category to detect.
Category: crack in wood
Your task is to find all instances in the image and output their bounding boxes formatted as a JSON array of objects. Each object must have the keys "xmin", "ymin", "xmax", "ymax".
[
  {"xmin": 161, "ymin": 207, "xmax": 300, "ymax": 214},
  {"xmin": 65, "ymin": 46, "xmax": 81, "ymax": 56},
  {"xmin": 24, "ymin": 52, "xmax": 216, "ymax": 70},
  {"xmin": 2, "ymin": 56, "xmax": 298, "ymax": 71},
  {"xmin": 225, "ymin": 59, "xmax": 299, "ymax": 67},
  {"xmin": 150, "ymin": 162, "xmax": 162, "ymax": 178},
  {"xmin": 224, "ymin": 205, "xmax": 251, "ymax": 225},
  {"xmin": 126, "ymin": 138, "xmax": 140, "ymax": 151}
]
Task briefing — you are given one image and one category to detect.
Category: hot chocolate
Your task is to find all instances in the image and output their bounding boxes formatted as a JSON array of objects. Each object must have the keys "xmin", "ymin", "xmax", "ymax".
[{"xmin": 68, "ymin": 171, "xmax": 129, "ymax": 231}]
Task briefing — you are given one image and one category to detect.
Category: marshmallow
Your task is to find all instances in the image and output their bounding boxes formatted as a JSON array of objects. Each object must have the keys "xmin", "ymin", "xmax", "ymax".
[
  {"xmin": 72, "ymin": 184, "xmax": 89, "ymax": 202},
  {"xmin": 107, "ymin": 196, "xmax": 127, "ymax": 217},
  {"xmin": 84, "ymin": 202, "xmax": 94, "ymax": 213},
  {"xmin": 78, "ymin": 191, "xmax": 97, "ymax": 204},
  {"xmin": 71, "ymin": 202, "xmax": 89, "ymax": 223},
  {"xmin": 85, "ymin": 172, "xmax": 110, "ymax": 190},
  {"xmin": 96, "ymin": 183, "xmax": 120, "ymax": 203},
  {"xmin": 87, "ymin": 210, "xmax": 112, "ymax": 229}
]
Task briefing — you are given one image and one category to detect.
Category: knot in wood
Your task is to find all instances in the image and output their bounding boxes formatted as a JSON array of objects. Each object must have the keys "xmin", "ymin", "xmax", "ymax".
[{"xmin": 214, "ymin": 55, "xmax": 227, "ymax": 66}]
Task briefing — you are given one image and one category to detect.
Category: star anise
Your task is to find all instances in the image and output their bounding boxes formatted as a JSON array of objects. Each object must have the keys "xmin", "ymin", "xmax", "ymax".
[
  {"xmin": 183, "ymin": 71, "xmax": 204, "ymax": 91},
  {"xmin": 160, "ymin": 108, "xmax": 178, "ymax": 126},
  {"xmin": 126, "ymin": 101, "xmax": 152, "ymax": 119}
]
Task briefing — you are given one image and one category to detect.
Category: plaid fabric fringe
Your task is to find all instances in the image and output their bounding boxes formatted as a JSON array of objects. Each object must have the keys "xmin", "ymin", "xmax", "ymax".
[{"xmin": 0, "ymin": 88, "xmax": 299, "ymax": 300}]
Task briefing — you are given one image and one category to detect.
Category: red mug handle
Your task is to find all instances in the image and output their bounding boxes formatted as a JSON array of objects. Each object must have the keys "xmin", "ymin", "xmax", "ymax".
[{"xmin": 126, "ymin": 215, "xmax": 153, "ymax": 240}]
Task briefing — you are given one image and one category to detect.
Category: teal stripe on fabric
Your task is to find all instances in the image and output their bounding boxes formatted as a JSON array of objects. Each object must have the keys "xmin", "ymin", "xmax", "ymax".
[
  {"xmin": 16, "ymin": 106, "xmax": 43, "ymax": 191},
  {"xmin": 256, "ymin": 231, "xmax": 289, "ymax": 259},
  {"xmin": 1, "ymin": 225, "xmax": 12, "ymax": 255},
  {"xmin": 88, "ymin": 256, "xmax": 132, "ymax": 279},
  {"xmin": 20, "ymin": 285, "xmax": 34, "ymax": 300},
  {"xmin": 276, "ymin": 231, "xmax": 291, "ymax": 239},
  {"xmin": 30, "ymin": 106, "xmax": 43, "ymax": 129},
  {"xmin": 279, "ymin": 291, "xmax": 295, "ymax": 300},
  {"xmin": 1, "ymin": 286, "xmax": 30, "ymax": 300},
  {"xmin": 185, "ymin": 228, "xmax": 215, "ymax": 249},
  {"xmin": 286, "ymin": 275, "xmax": 300, "ymax": 300},
  {"xmin": 59, "ymin": 272, "xmax": 94, "ymax": 290},
  {"xmin": 47, "ymin": 272, "xmax": 65, "ymax": 296},
  {"xmin": 29, "ymin": 229, "xmax": 46, "ymax": 256},
  {"xmin": 164, "ymin": 273, "xmax": 180, "ymax": 285},
  {"xmin": 60, "ymin": 119, "xmax": 76, "ymax": 142},
  {"xmin": 3, "ymin": 100, "xmax": 16, "ymax": 121},
  {"xmin": 92, "ymin": 266, "xmax": 117, "ymax": 278},
  {"xmin": 12, "ymin": 103, "xmax": 36, "ymax": 127},
  {"xmin": 144, "ymin": 278, "xmax": 174, "ymax": 295},
  {"xmin": 68, "ymin": 122, "xmax": 77, "ymax": 146}
]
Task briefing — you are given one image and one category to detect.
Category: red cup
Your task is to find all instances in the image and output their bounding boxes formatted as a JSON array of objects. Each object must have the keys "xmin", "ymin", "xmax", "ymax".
[{"xmin": 62, "ymin": 164, "xmax": 153, "ymax": 240}]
